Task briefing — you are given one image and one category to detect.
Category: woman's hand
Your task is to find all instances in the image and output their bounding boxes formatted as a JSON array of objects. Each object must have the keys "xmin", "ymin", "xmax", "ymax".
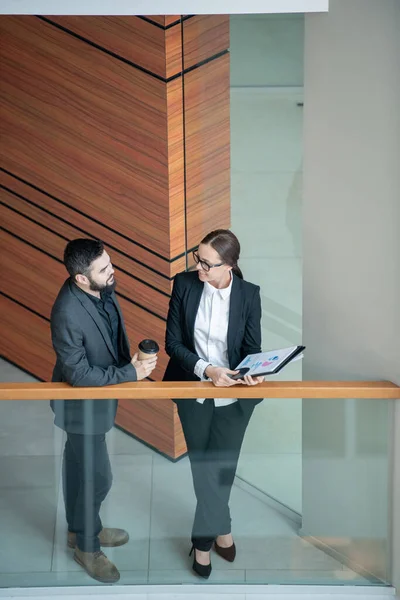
[
  {"xmin": 205, "ymin": 365, "xmax": 242, "ymax": 387},
  {"xmin": 238, "ymin": 374, "xmax": 264, "ymax": 386}
]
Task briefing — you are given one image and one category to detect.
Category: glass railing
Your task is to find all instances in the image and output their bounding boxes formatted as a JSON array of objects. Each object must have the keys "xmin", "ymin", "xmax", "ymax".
[{"xmin": 0, "ymin": 373, "xmax": 398, "ymax": 590}]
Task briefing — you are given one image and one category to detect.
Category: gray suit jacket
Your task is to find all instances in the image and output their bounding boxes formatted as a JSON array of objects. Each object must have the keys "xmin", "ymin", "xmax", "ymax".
[{"xmin": 50, "ymin": 278, "xmax": 137, "ymax": 434}]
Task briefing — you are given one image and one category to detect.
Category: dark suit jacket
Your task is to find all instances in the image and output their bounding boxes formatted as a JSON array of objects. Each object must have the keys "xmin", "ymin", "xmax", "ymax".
[
  {"xmin": 163, "ymin": 270, "xmax": 263, "ymax": 413},
  {"xmin": 50, "ymin": 278, "xmax": 137, "ymax": 434}
]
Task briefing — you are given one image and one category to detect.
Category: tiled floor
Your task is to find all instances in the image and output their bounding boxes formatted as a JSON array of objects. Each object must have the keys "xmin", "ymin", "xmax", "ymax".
[{"xmin": 0, "ymin": 359, "xmax": 371, "ymax": 589}]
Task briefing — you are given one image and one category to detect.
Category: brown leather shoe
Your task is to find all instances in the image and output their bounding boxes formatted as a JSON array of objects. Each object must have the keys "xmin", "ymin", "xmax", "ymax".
[
  {"xmin": 68, "ymin": 528, "xmax": 129, "ymax": 549},
  {"xmin": 74, "ymin": 548, "xmax": 120, "ymax": 583},
  {"xmin": 214, "ymin": 540, "xmax": 236, "ymax": 562}
]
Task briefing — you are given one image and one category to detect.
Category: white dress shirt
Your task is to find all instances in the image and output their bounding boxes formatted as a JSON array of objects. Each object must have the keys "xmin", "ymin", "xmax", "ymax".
[{"xmin": 193, "ymin": 275, "xmax": 237, "ymax": 407}]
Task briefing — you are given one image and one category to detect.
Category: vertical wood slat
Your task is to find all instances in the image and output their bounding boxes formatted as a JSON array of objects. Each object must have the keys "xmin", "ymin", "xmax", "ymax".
[{"xmin": 184, "ymin": 54, "xmax": 231, "ymax": 250}]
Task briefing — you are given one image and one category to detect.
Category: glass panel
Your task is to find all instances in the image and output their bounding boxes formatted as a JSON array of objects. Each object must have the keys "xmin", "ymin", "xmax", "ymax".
[
  {"xmin": 0, "ymin": 360, "xmax": 391, "ymax": 588},
  {"xmin": 0, "ymin": 11, "xmax": 392, "ymax": 592},
  {"xmin": 231, "ymin": 13, "xmax": 304, "ymax": 515},
  {"xmin": 302, "ymin": 397, "xmax": 392, "ymax": 584}
]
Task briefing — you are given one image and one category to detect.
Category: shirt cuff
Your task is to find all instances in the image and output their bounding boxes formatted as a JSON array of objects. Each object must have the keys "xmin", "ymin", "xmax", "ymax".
[{"xmin": 194, "ymin": 359, "xmax": 211, "ymax": 380}]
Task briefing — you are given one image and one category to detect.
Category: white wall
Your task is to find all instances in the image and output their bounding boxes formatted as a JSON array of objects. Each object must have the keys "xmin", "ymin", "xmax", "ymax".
[
  {"xmin": 302, "ymin": 0, "xmax": 400, "ymax": 583},
  {"xmin": 230, "ymin": 15, "xmax": 304, "ymax": 513},
  {"xmin": 230, "ymin": 15, "xmax": 304, "ymax": 87}
]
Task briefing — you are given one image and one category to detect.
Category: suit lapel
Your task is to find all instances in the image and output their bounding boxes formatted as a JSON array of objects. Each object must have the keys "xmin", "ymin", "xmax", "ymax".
[
  {"xmin": 185, "ymin": 275, "xmax": 204, "ymax": 350},
  {"xmin": 70, "ymin": 281, "xmax": 118, "ymax": 361},
  {"xmin": 227, "ymin": 274, "xmax": 243, "ymax": 365},
  {"xmin": 112, "ymin": 292, "xmax": 130, "ymax": 359},
  {"xmin": 112, "ymin": 292, "xmax": 127, "ymax": 341}
]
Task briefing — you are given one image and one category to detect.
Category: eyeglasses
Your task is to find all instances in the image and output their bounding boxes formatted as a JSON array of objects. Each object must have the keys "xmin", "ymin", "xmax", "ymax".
[{"xmin": 192, "ymin": 250, "xmax": 225, "ymax": 272}]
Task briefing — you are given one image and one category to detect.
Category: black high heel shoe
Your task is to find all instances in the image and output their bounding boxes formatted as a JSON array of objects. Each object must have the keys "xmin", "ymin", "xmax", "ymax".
[
  {"xmin": 214, "ymin": 540, "xmax": 236, "ymax": 562},
  {"xmin": 189, "ymin": 545, "xmax": 212, "ymax": 579}
]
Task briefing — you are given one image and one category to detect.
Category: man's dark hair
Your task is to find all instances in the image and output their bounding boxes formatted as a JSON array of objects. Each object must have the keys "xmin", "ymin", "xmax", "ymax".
[{"xmin": 63, "ymin": 239, "xmax": 104, "ymax": 279}]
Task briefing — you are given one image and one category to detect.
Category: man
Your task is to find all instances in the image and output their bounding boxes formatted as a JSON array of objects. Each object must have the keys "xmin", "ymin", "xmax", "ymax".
[{"xmin": 51, "ymin": 238, "xmax": 157, "ymax": 584}]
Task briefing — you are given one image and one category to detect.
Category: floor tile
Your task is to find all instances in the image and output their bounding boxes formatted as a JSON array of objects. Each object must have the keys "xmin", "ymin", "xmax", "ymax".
[
  {"xmin": 231, "ymin": 93, "xmax": 303, "ymax": 173},
  {"xmin": 220, "ymin": 536, "xmax": 346, "ymax": 571},
  {"xmin": 150, "ymin": 454, "xmax": 195, "ymax": 538},
  {"xmin": 0, "ymin": 488, "xmax": 57, "ymax": 573},
  {"xmin": 51, "ymin": 454, "xmax": 152, "ymax": 573},
  {"xmin": 229, "ymin": 485, "xmax": 298, "ymax": 538},
  {"xmin": 0, "ymin": 400, "xmax": 64, "ymax": 457},
  {"xmin": 236, "ymin": 454, "xmax": 302, "ymax": 514},
  {"xmin": 0, "ymin": 358, "xmax": 38, "ymax": 383},
  {"xmin": 107, "ymin": 426, "xmax": 154, "ymax": 456},
  {"xmin": 0, "ymin": 455, "xmax": 61, "ymax": 490}
]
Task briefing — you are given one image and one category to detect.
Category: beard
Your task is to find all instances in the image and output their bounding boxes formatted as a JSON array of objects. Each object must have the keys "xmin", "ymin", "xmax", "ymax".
[{"xmin": 87, "ymin": 274, "xmax": 116, "ymax": 294}]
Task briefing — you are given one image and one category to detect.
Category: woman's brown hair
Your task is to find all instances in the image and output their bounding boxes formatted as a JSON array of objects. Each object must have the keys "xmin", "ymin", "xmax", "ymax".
[{"xmin": 200, "ymin": 229, "xmax": 243, "ymax": 279}]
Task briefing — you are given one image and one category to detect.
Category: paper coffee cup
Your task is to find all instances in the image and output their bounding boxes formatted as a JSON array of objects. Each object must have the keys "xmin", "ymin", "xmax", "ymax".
[{"xmin": 138, "ymin": 339, "xmax": 159, "ymax": 361}]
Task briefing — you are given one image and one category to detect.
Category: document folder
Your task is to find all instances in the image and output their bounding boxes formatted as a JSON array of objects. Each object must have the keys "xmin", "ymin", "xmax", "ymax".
[{"xmin": 230, "ymin": 345, "xmax": 305, "ymax": 380}]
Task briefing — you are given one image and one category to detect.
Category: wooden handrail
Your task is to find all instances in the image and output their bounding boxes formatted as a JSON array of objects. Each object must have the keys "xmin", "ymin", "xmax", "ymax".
[{"xmin": 0, "ymin": 381, "xmax": 398, "ymax": 400}]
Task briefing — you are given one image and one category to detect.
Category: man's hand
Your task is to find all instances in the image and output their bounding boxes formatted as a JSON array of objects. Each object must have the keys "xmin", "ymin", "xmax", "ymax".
[
  {"xmin": 205, "ymin": 365, "xmax": 242, "ymax": 387},
  {"xmin": 131, "ymin": 353, "xmax": 157, "ymax": 380}
]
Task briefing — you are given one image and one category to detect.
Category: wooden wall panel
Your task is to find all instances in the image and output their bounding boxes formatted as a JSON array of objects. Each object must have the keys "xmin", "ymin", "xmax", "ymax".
[
  {"xmin": 0, "ymin": 231, "xmax": 66, "ymax": 319},
  {"xmin": 144, "ymin": 16, "xmax": 181, "ymax": 27},
  {"xmin": 184, "ymin": 54, "xmax": 231, "ymax": 249},
  {"xmin": 166, "ymin": 78, "xmax": 185, "ymax": 259},
  {"xmin": 183, "ymin": 15, "xmax": 230, "ymax": 70},
  {"xmin": 0, "ymin": 171, "xmax": 174, "ymax": 286},
  {"xmin": 0, "ymin": 295, "xmax": 54, "ymax": 381},
  {"xmin": 1, "ymin": 16, "xmax": 170, "ymax": 257},
  {"xmin": 0, "ymin": 201, "xmax": 170, "ymax": 318},
  {"xmin": 0, "ymin": 14, "xmax": 230, "ymax": 459},
  {"xmin": 165, "ymin": 23, "xmax": 183, "ymax": 79},
  {"xmin": 165, "ymin": 16, "xmax": 181, "ymax": 26},
  {"xmin": 47, "ymin": 16, "xmax": 168, "ymax": 79},
  {"xmin": 116, "ymin": 398, "xmax": 176, "ymax": 458}
]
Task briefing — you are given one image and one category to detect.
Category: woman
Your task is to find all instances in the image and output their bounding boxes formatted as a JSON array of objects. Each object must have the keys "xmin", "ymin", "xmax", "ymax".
[{"xmin": 163, "ymin": 229, "xmax": 264, "ymax": 579}]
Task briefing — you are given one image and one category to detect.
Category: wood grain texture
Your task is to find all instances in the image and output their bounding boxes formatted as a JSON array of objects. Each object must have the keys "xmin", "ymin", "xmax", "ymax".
[
  {"xmin": 166, "ymin": 78, "xmax": 185, "ymax": 259},
  {"xmin": 165, "ymin": 16, "xmax": 182, "ymax": 27},
  {"xmin": 116, "ymin": 398, "xmax": 178, "ymax": 458},
  {"xmin": 183, "ymin": 15, "xmax": 229, "ymax": 70},
  {"xmin": 0, "ymin": 14, "xmax": 233, "ymax": 458},
  {"xmin": 0, "ymin": 295, "xmax": 54, "ymax": 381},
  {"xmin": 183, "ymin": 54, "xmax": 231, "ymax": 249},
  {"xmin": 47, "ymin": 16, "xmax": 168, "ymax": 79},
  {"xmin": 0, "ymin": 230, "xmax": 66, "ymax": 319},
  {"xmin": 1, "ymin": 16, "xmax": 170, "ymax": 257},
  {"xmin": 1, "ymin": 381, "xmax": 399, "ymax": 401},
  {"xmin": 165, "ymin": 22, "xmax": 183, "ymax": 79},
  {"xmin": 143, "ymin": 16, "xmax": 167, "ymax": 27},
  {"xmin": 0, "ymin": 171, "xmax": 173, "ymax": 287},
  {"xmin": 144, "ymin": 16, "xmax": 181, "ymax": 27},
  {"xmin": 173, "ymin": 405, "xmax": 187, "ymax": 457},
  {"xmin": 0, "ymin": 204, "xmax": 170, "ymax": 318}
]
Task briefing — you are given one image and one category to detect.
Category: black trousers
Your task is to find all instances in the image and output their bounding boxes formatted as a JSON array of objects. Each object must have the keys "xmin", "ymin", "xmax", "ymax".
[
  {"xmin": 62, "ymin": 433, "xmax": 113, "ymax": 552},
  {"xmin": 177, "ymin": 399, "xmax": 254, "ymax": 552}
]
